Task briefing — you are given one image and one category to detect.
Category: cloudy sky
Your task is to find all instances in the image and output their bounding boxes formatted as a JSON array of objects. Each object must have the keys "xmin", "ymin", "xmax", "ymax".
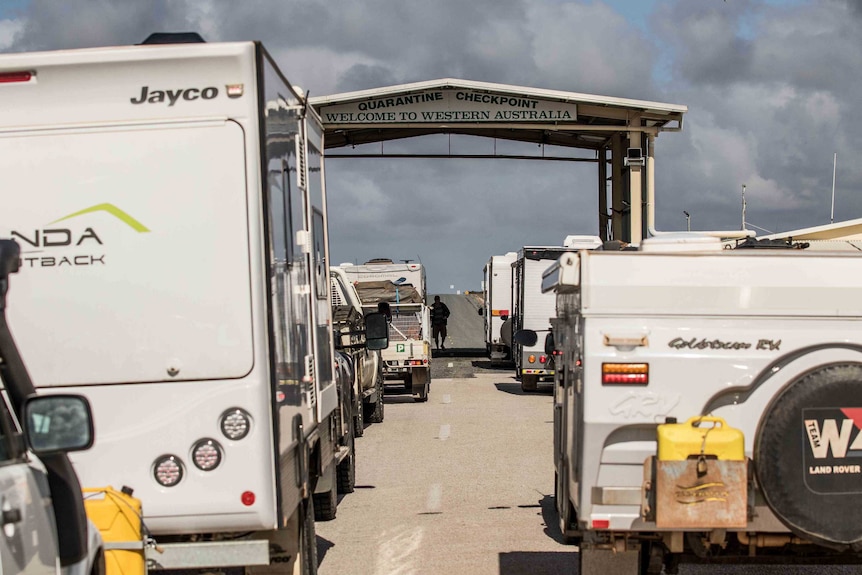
[{"xmin": 1, "ymin": 0, "xmax": 859, "ymax": 293}]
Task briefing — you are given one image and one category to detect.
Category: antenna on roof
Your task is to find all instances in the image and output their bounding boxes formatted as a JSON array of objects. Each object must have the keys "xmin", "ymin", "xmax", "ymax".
[
  {"xmin": 400, "ymin": 259, "xmax": 413, "ymax": 263},
  {"xmin": 831, "ymin": 152, "xmax": 837, "ymax": 224}
]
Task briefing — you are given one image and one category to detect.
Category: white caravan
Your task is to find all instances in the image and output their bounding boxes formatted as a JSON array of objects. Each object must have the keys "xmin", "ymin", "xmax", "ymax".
[
  {"xmin": 0, "ymin": 36, "xmax": 382, "ymax": 575},
  {"xmin": 536, "ymin": 234, "xmax": 862, "ymax": 573},
  {"xmin": 339, "ymin": 260, "xmax": 431, "ymax": 402},
  {"xmin": 480, "ymin": 252, "xmax": 517, "ymax": 360},
  {"xmin": 512, "ymin": 236, "xmax": 602, "ymax": 391}
]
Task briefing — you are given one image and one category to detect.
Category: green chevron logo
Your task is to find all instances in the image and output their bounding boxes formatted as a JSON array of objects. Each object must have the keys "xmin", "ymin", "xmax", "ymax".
[{"xmin": 50, "ymin": 203, "xmax": 150, "ymax": 233}]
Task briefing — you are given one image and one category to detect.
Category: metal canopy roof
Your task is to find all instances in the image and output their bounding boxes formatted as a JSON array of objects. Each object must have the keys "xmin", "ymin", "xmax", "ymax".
[{"xmin": 310, "ymin": 78, "xmax": 687, "ymax": 150}]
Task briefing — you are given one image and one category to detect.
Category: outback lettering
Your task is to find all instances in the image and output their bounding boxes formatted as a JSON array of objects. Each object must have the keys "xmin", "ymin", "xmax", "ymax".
[
  {"xmin": 22, "ymin": 255, "xmax": 105, "ymax": 267},
  {"xmin": 130, "ymin": 85, "xmax": 218, "ymax": 106}
]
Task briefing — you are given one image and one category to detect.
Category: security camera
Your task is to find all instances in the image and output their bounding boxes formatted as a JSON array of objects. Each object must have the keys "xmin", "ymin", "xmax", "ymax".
[{"xmin": 624, "ymin": 147, "xmax": 645, "ymax": 167}]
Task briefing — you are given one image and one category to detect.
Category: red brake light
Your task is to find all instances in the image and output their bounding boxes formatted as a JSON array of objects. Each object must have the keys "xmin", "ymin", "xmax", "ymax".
[
  {"xmin": 539, "ymin": 355, "xmax": 548, "ymax": 364},
  {"xmin": 0, "ymin": 71, "xmax": 33, "ymax": 83},
  {"xmin": 602, "ymin": 363, "xmax": 649, "ymax": 385},
  {"xmin": 592, "ymin": 519, "xmax": 610, "ymax": 529}
]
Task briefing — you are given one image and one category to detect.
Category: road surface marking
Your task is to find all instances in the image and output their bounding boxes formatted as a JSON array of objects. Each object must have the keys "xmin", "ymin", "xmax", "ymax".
[
  {"xmin": 442, "ymin": 394, "xmax": 451, "ymax": 404},
  {"xmin": 438, "ymin": 424, "xmax": 451, "ymax": 440},
  {"xmin": 448, "ymin": 362, "xmax": 454, "ymax": 367},
  {"xmin": 375, "ymin": 525, "xmax": 424, "ymax": 575},
  {"xmin": 426, "ymin": 483, "xmax": 443, "ymax": 512}
]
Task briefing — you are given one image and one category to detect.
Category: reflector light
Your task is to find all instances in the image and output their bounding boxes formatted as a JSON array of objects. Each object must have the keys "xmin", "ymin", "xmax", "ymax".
[
  {"xmin": 154, "ymin": 455, "xmax": 184, "ymax": 487},
  {"xmin": 241, "ymin": 491, "xmax": 256, "ymax": 506},
  {"xmin": 539, "ymin": 355, "xmax": 548, "ymax": 364},
  {"xmin": 592, "ymin": 519, "xmax": 610, "ymax": 529},
  {"xmin": 528, "ymin": 355, "xmax": 536, "ymax": 364},
  {"xmin": 0, "ymin": 71, "xmax": 32, "ymax": 83},
  {"xmin": 192, "ymin": 438, "xmax": 223, "ymax": 471},
  {"xmin": 602, "ymin": 363, "xmax": 649, "ymax": 385},
  {"xmin": 220, "ymin": 408, "xmax": 251, "ymax": 440}
]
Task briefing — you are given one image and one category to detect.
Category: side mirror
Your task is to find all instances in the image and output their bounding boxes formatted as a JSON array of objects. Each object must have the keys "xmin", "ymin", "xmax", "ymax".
[
  {"xmin": 513, "ymin": 329, "xmax": 538, "ymax": 347},
  {"xmin": 365, "ymin": 312, "xmax": 390, "ymax": 350},
  {"xmin": 23, "ymin": 394, "xmax": 94, "ymax": 455}
]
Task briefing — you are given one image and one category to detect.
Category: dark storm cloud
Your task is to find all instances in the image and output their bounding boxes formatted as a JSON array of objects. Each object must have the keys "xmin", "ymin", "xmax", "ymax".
[
  {"xmin": 651, "ymin": 0, "xmax": 862, "ymax": 236},
  {"xmin": 4, "ymin": 0, "xmax": 861, "ymax": 289}
]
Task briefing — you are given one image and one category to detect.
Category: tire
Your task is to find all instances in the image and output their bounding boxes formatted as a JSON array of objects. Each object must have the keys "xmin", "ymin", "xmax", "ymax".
[
  {"xmin": 521, "ymin": 374, "xmax": 539, "ymax": 392},
  {"xmin": 415, "ymin": 383, "xmax": 429, "ymax": 402},
  {"xmin": 367, "ymin": 380, "xmax": 384, "ymax": 423},
  {"xmin": 755, "ymin": 363, "xmax": 862, "ymax": 550},
  {"xmin": 313, "ymin": 480, "xmax": 337, "ymax": 522},
  {"xmin": 300, "ymin": 496, "xmax": 318, "ymax": 575},
  {"xmin": 337, "ymin": 425, "xmax": 356, "ymax": 494},
  {"xmin": 353, "ymin": 395, "xmax": 364, "ymax": 438}
]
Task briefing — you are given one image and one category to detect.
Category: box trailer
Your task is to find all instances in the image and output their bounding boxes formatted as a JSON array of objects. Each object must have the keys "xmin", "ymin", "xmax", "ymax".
[
  {"xmin": 512, "ymin": 236, "xmax": 601, "ymax": 391},
  {"xmin": 480, "ymin": 252, "xmax": 517, "ymax": 360},
  {"xmin": 339, "ymin": 260, "xmax": 431, "ymax": 402},
  {"xmin": 537, "ymin": 234, "xmax": 862, "ymax": 573}
]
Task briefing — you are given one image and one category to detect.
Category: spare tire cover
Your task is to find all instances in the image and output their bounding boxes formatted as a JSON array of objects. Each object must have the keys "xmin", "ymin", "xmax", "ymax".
[{"xmin": 756, "ymin": 363, "xmax": 862, "ymax": 550}]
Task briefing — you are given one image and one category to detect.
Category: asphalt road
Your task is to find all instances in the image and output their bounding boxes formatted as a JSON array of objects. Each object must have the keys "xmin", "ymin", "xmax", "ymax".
[{"xmin": 315, "ymin": 302, "xmax": 862, "ymax": 575}]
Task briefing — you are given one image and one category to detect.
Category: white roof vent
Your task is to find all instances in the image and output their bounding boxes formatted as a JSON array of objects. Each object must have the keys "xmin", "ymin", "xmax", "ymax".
[
  {"xmin": 640, "ymin": 233, "xmax": 723, "ymax": 253},
  {"xmin": 563, "ymin": 235, "xmax": 603, "ymax": 250}
]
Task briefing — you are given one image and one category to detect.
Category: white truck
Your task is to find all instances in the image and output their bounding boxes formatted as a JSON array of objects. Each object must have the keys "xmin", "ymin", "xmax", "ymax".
[
  {"xmin": 330, "ymin": 266, "xmax": 386, "ymax": 428},
  {"xmin": 512, "ymin": 236, "xmax": 602, "ymax": 392},
  {"xmin": 339, "ymin": 260, "xmax": 431, "ymax": 402},
  {"xmin": 0, "ymin": 35, "xmax": 387, "ymax": 575},
  {"xmin": 480, "ymin": 252, "xmax": 517, "ymax": 360},
  {"xmin": 532, "ymin": 234, "xmax": 862, "ymax": 574}
]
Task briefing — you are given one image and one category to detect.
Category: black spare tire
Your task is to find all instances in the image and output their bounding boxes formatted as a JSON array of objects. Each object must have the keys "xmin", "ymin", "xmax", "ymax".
[{"xmin": 755, "ymin": 363, "xmax": 862, "ymax": 551}]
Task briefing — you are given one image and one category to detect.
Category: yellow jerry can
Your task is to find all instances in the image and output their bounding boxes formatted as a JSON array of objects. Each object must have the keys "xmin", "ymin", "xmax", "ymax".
[
  {"xmin": 83, "ymin": 487, "xmax": 146, "ymax": 575},
  {"xmin": 657, "ymin": 415, "xmax": 745, "ymax": 461}
]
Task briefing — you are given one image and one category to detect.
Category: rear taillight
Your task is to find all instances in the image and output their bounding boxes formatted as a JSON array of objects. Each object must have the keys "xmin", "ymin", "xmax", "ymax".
[
  {"xmin": 0, "ymin": 71, "xmax": 33, "ymax": 83},
  {"xmin": 602, "ymin": 363, "xmax": 649, "ymax": 385},
  {"xmin": 528, "ymin": 355, "xmax": 536, "ymax": 364},
  {"xmin": 153, "ymin": 455, "xmax": 184, "ymax": 487},
  {"xmin": 192, "ymin": 438, "xmax": 223, "ymax": 471},
  {"xmin": 539, "ymin": 355, "xmax": 548, "ymax": 364},
  {"xmin": 220, "ymin": 408, "xmax": 251, "ymax": 440}
]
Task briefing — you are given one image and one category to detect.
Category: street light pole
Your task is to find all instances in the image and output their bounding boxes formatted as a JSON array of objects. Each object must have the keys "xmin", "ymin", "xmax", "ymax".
[
  {"xmin": 741, "ymin": 184, "xmax": 747, "ymax": 230},
  {"xmin": 683, "ymin": 210, "xmax": 691, "ymax": 231}
]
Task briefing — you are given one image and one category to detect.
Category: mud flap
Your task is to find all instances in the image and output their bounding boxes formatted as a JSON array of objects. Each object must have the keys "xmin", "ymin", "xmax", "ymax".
[{"xmin": 644, "ymin": 456, "xmax": 748, "ymax": 529}]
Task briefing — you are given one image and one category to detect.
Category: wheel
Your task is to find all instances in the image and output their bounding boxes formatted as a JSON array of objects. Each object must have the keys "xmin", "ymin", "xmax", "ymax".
[
  {"xmin": 521, "ymin": 374, "xmax": 539, "ymax": 392},
  {"xmin": 353, "ymin": 395, "xmax": 364, "ymax": 438},
  {"xmin": 337, "ymin": 425, "xmax": 356, "ymax": 494},
  {"xmin": 313, "ymin": 482, "xmax": 337, "ymax": 521},
  {"xmin": 299, "ymin": 496, "xmax": 318, "ymax": 575},
  {"xmin": 367, "ymin": 379, "xmax": 384, "ymax": 423},
  {"xmin": 755, "ymin": 363, "xmax": 862, "ymax": 549}
]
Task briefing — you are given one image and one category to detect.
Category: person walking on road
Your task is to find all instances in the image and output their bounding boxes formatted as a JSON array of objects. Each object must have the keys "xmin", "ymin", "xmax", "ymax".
[{"xmin": 430, "ymin": 295, "xmax": 451, "ymax": 350}]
